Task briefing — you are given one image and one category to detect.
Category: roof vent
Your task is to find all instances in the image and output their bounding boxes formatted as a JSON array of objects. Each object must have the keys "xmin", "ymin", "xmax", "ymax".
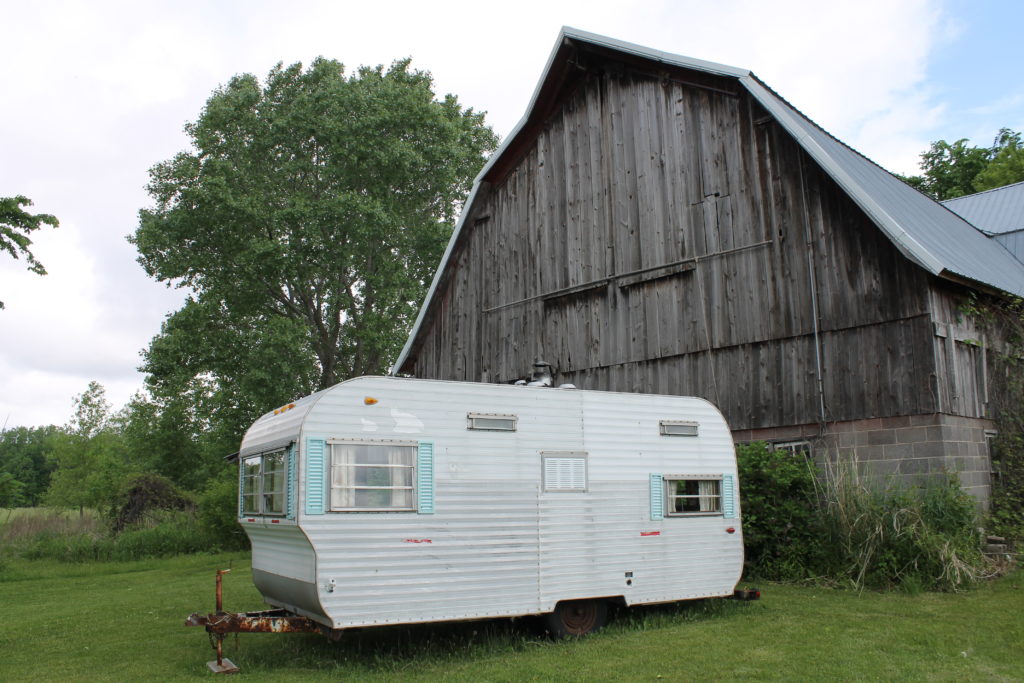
[{"xmin": 526, "ymin": 359, "xmax": 553, "ymax": 387}]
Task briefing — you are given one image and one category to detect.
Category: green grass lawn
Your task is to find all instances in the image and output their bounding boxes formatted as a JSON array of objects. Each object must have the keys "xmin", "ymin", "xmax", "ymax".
[{"xmin": 0, "ymin": 553, "xmax": 1020, "ymax": 681}]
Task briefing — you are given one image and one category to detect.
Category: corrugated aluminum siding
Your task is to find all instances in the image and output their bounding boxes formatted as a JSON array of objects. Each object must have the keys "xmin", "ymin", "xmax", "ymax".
[
  {"xmin": 240, "ymin": 387, "xmax": 331, "ymax": 457},
  {"xmin": 245, "ymin": 376, "xmax": 742, "ymax": 629}
]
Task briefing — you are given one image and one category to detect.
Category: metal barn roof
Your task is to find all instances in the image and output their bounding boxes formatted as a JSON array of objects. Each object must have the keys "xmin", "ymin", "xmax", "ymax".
[
  {"xmin": 989, "ymin": 229, "xmax": 1024, "ymax": 263},
  {"xmin": 942, "ymin": 181, "xmax": 1024, "ymax": 235},
  {"xmin": 392, "ymin": 28, "xmax": 1024, "ymax": 374}
]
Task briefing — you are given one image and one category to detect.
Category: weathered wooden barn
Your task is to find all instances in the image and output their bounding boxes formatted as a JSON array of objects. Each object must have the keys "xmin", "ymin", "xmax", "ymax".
[{"xmin": 392, "ymin": 29, "xmax": 1024, "ymax": 505}]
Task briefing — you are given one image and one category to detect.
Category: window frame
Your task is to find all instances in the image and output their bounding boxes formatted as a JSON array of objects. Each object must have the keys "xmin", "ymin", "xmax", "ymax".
[
  {"xmin": 663, "ymin": 474, "xmax": 723, "ymax": 516},
  {"xmin": 467, "ymin": 412, "xmax": 518, "ymax": 431},
  {"xmin": 770, "ymin": 440, "xmax": 813, "ymax": 458},
  {"xmin": 659, "ymin": 420, "xmax": 699, "ymax": 437},
  {"xmin": 327, "ymin": 439, "xmax": 418, "ymax": 512},
  {"xmin": 240, "ymin": 448, "xmax": 288, "ymax": 517}
]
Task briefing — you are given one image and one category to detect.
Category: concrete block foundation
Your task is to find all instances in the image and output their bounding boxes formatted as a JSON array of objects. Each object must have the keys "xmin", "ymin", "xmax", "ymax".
[{"xmin": 733, "ymin": 413, "xmax": 995, "ymax": 509}]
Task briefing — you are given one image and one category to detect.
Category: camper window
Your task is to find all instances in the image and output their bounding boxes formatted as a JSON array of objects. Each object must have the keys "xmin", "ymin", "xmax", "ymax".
[
  {"xmin": 664, "ymin": 477, "xmax": 721, "ymax": 515},
  {"xmin": 659, "ymin": 420, "xmax": 699, "ymax": 436},
  {"xmin": 329, "ymin": 441, "xmax": 417, "ymax": 511},
  {"xmin": 241, "ymin": 449, "xmax": 287, "ymax": 516},
  {"xmin": 467, "ymin": 413, "xmax": 517, "ymax": 431}
]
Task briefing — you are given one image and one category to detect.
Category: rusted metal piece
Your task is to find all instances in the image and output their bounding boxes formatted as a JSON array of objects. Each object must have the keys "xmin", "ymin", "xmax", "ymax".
[
  {"xmin": 216, "ymin": 568, "xmax": 228, "ymax": 612},
  {"xmin": 187, "ymin": 568, "xmax": 327, "ymax": 673},
  {"xmin": 186, "ymin": 609, "xmax": 323, "ymax": 634}
]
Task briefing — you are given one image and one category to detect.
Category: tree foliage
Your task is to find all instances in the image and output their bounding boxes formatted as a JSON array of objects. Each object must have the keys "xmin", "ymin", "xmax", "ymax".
[
  {"xmin": 0, "ymin": 195, "xmax": 59, "ymax": 309},
  {"xmin": 0, "ymin": 425, "xmax": 60, "ymax": 506},
  {"xmin": 45, "ymin": 382, "xmax": 133, "ymax": 515},
  {"xmin": 900, "ymin": 128, "xmax": 1024, "ymax": 200},
  {"xmin": 132, "ymin": 58, "xmax": 497, "ymax": 413},
  {"xmin": 975, "ymin": 129, "xmax": 1024, "ymax": 192}
]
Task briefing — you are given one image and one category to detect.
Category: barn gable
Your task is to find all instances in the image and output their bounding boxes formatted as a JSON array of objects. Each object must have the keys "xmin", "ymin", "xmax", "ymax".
[{"xmin": 393, "ymin": 28, "xmax": 1021, "ymax": 505}]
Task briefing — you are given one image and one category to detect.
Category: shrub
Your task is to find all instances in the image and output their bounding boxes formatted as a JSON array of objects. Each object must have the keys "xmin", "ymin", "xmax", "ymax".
[
  {"xmin": 736, "ymin": 442, "xmax": 824, "ymax": 580},
  {"xmin": 111, "ymin": 472, "xmax": 194, "ymax": 532},
  {"xmin": 198, "ymin": 467, "xmax": 249, "ymax": 551}
]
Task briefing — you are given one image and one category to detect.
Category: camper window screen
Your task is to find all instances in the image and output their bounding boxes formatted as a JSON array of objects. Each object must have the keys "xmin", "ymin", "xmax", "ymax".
[
  {"xmin": 467, "ymin": 413, "xmax": 517, "ymax": 431},
  {"xmin": 664, "ymin": 477, "xmax": 721, "ymax": 515},
  {"xmin": 241, "ymin": 450, "xmax": 286, "ymax": 516},
  {"xmin": 659, "ymin": 420, "xmax": 699, "ymax": 436},
  {"xmin": 329, "ymin": 442, "xmax": 417, "ymax": 511}
]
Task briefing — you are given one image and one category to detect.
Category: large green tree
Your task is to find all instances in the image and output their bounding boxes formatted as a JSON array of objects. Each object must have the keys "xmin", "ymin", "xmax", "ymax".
[
  {"xmin": 0, "ymin": 195, "xmax": 58, "ymax": 309},
  {"xmin": 132, "ymin": 58, "xmax": 497, "ymax": 418},
  {"xmin": 901, "ymin": 128, "xmax": 1024, "ymax": 200}
]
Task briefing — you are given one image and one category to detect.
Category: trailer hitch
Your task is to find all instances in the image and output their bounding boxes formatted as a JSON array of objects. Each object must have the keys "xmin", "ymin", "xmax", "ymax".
[{"xmin": 185, "ymin": 568, "xmax": 323, "ymax": 673}]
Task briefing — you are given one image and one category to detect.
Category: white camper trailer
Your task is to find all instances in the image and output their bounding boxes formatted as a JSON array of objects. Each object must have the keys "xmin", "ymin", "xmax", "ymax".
[{"xmin": 231, "ymin": 375, "xmax": 744, "ymax": 637}]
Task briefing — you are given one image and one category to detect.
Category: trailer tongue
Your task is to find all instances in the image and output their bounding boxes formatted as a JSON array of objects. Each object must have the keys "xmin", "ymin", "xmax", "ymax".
[{"xmin": 185, "ymin": 569, "xmax": 325, "ymax": 673}]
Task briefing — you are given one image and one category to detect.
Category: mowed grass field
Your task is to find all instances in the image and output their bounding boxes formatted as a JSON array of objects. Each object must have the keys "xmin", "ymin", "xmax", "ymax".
[{"xmin": 0, "ymin": 552, "xmax": 1020, "ymax": 681}]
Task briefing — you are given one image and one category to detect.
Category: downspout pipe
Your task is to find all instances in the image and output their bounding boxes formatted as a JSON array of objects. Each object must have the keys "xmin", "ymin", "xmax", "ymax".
[{"xmin": 798, "ymin": 154, "xmax": 828, "ymax": 428}]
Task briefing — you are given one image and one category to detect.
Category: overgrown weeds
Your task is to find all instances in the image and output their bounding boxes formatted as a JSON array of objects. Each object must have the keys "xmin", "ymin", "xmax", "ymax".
[
  {"xmin": 816, "ymin": 458, "xmax": 993, "ymax": 591},
  {"xmin": 738, "ymin": 442, "xmax": 996, "ymax": 592}
]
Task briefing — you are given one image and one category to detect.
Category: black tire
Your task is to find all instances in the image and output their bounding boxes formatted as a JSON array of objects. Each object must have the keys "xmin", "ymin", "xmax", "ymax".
[{"xmin": 543, "ymin": 599, "xmax": 608, "ymax": 638}]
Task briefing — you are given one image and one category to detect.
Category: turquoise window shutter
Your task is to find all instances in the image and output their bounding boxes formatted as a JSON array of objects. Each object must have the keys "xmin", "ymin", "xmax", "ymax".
[
  {"xmin": 722, "ymin": 474, "xmax": 736, "ymax": 519},
  {"xmin": 286, "ymin": 443, "xmax": 297, "ymax": 520},
  {"xmin": 237, "ymin": 456, "xmax": 244, "ymax": 518},
  {"xmin": 305, "ymin": 438, "xmax": 327, "ymax": 515},
  {"xmin": 418, "ymin": 441, "xmax": 435, "ymax": 514},
  {"xmin": 649, "ymin": 474, "xmax": 664, "ymax": 521}
]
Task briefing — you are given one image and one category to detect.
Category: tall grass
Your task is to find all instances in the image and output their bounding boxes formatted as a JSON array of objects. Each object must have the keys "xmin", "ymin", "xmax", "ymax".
[
  {"xmin": 815, "ymin": 457, "xmax": 994, "ymax": 592},
  {"xmin": 1, "ymin": 507, "xmax": 225, "ymax": 562},
  {"xmin": 738, "ymin": 443, "xmax": 997, "ymax": 591}
]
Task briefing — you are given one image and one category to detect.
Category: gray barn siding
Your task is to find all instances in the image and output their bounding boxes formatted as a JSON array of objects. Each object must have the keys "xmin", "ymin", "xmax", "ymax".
[
  {"xmin": 927, "ymin": 282, "xmax": 991, "ymax": 419},
  {"xmin": 409, "ymin": 69, "xmax": 941, "ymax": 430}
]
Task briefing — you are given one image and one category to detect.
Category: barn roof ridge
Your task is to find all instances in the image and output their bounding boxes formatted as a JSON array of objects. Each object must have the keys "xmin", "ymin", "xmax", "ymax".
[{"xmin": 391, "ymin": 28, "xmax": 1024, "ymax": 374}]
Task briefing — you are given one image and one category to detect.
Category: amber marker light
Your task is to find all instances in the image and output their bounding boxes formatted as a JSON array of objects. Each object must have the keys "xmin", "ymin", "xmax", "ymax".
[{"xmin": 364, "ymin": 397, "xmax": 379, "ymax": 405}]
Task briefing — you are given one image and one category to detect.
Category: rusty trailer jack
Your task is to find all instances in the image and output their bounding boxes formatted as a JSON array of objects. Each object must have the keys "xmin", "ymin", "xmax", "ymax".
[{"xmin": 185, "ymin": 569, "xmax": 323, "ymax": 674}]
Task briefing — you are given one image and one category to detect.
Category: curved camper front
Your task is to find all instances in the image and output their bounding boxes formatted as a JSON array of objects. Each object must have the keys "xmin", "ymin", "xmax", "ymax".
[
  {"xmin": 237, "ymin": 387, "xmax": 331, "ymax": 624},
  {"xmin": 237, "ymin": 376, "xmax": 744, "ymax": 630}
]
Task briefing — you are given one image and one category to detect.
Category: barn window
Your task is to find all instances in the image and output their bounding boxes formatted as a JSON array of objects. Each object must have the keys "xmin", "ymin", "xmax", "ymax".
[
  {"xmin": 241, "ymin": 449, "xmax": 287, "ymax": 516},
  {"xmin": 328, "ymin": 441, "xmax": 417, "ymax": 511},
  {"xmin": 659, "ymin": 420, "xmax": 699, "ymax": 436},
  {"xmin": 771, "ymin": 441, "xmax": 813, "ymax": 458},
  {"xmin": 467, "ymin": 413, "xmax": 517, "ymax": 431},
  {"xmin": 542, "ymin": 452, "xmax": 588, "ymax": 492},
  {"xmin": 664, "ymin": 476, "xmax": 721, "ymax": 515}
]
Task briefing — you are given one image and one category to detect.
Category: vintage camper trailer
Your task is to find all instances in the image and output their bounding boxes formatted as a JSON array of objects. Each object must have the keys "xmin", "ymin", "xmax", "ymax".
[{"xmin": 226, "ymin": 375, "xmax": 745, "ymax": 638}]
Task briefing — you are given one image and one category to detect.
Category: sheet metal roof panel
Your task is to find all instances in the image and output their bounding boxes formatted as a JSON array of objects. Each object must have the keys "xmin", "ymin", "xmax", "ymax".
[
  {"xmin": 992, "ymin": 229, "xmax": 1024, "ymax": 263},
  {"xmin": 942, "ymin": 181, "xmax": 1024, "ymax": 234},
  {"xmin": 737, "ymin": 77, "xmax": 1024, "ymax": 297}
]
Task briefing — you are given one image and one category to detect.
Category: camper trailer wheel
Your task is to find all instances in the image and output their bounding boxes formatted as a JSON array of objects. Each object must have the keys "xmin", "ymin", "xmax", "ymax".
[{"xmin": 544, "ymin": 599, "xmax": 607, "ymax": 638}]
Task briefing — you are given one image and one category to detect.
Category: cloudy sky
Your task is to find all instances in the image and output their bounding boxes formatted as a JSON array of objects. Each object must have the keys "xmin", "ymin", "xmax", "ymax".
[{"xmin": 2, "ymin": 0, "xmax": 1022, "ymax": 428}]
